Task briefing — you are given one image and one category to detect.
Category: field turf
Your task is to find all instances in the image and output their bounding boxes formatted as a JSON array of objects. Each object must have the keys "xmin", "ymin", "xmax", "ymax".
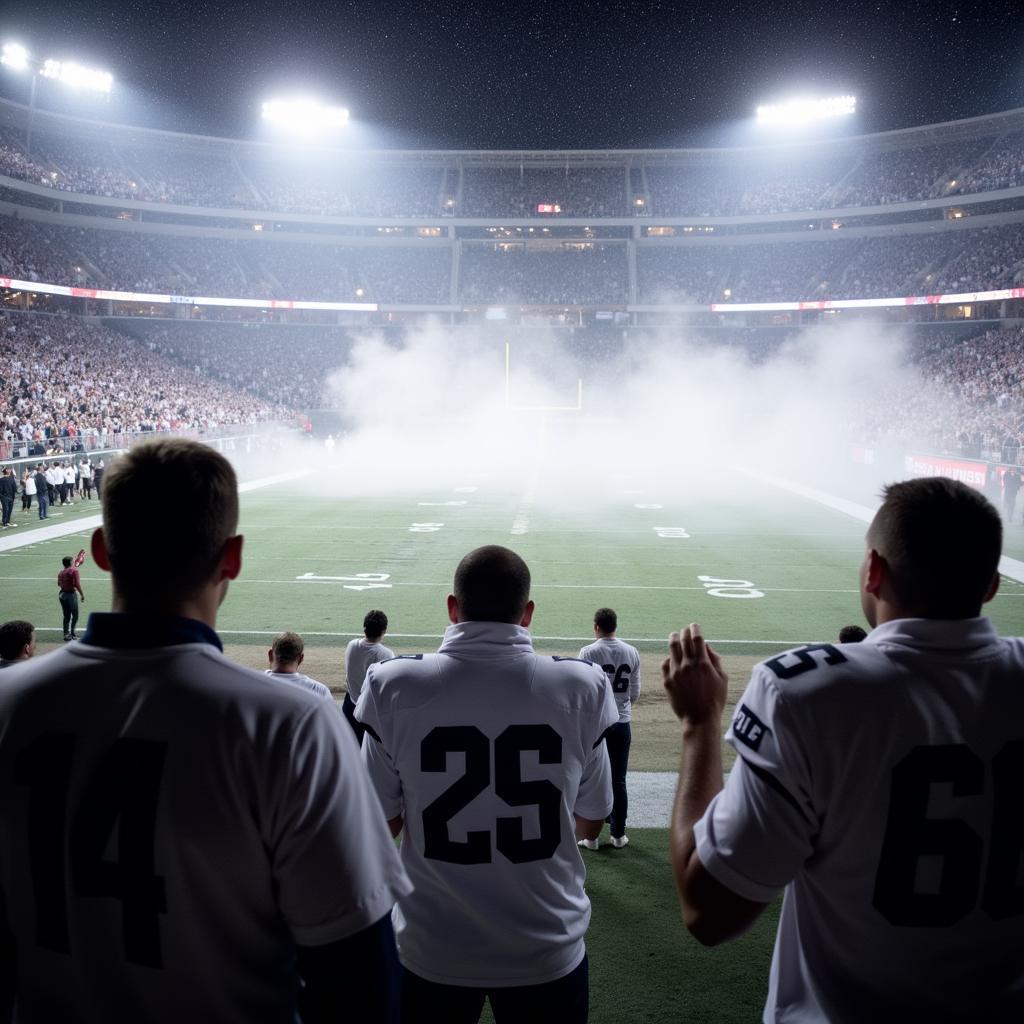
[{"xmin": 4, "ymin": 466, "xmax": 1023, "ymax": 1020}]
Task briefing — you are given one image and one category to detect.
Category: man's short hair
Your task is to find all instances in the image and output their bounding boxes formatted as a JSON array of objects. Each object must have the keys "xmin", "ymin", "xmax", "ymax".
[
  {"xmin": 594, "ymin": 607, "xmax": 617, "ymax": 634},
  {"xmin": 271, "ymin": 631, "xmax": 304, "ymax": 664},
  {"xmin": 61, "ymin": 556, "xmax": 72, "ymax": 568},
  {"xmin": 868, "ymin": 477, "xmax": 1002, "ymax": 618},
  {"xmin": 101, "ymin": 439, "xmax": 239, "ymax": 608},
  {"xmin": 363, "ymin": 610, "xmax": 388, "ymax": 639},
  {"xmin": 838, "ymin": 624, "xmax": 867, "ymax": 643},
  {"xmin": 0, "ymin": 620, "xmax": 34, "ymax": 661},
  {"xmin": 454, "ymin": 546, "xmax": 531, "ymax": 624}
]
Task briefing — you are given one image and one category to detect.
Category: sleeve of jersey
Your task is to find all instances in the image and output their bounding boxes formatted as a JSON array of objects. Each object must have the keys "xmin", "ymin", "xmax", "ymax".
[
  {"xmin": 272, "ymin": 702, "xmax": 412, "ymax": 948},
  {"xmin": 573, "ymin": 671, "xmax": 620, "ymax": 820},
  {"xmin": 693, "ymin": 668, "xmax": 818, "ymax": 904},
  {"xmin": 630, "ymin": 652, "xmax": 641, "ymax": 704},
  {"xmin": 355, "ymin": 670, "xmax": 404, "ymax": 821}
]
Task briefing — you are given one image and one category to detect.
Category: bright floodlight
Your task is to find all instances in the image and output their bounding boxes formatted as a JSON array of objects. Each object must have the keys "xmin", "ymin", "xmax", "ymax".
[
  {"xmin": 40, "ymin": 58, "xmax": 112, "ymax": 93},
  {"xmin": 756, "ymin": 95, "xmax": 856, "ymax": 125},
  {"xmin": 261, "ymin": 98, "xmax": 350, "ymax": 131},
  {"xmin": 1, "ymin": 42, "xmax": 29, "ymax": 71}
]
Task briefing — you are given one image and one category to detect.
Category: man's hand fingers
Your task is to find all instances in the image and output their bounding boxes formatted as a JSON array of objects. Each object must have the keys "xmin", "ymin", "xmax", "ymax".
[
  {"xmin": 668, "ymin": 631, "xmax": 683, "ymax": 669},
  {"xmin": 683, "ymin": 623, "xmax": 706, "ymax": 663}
]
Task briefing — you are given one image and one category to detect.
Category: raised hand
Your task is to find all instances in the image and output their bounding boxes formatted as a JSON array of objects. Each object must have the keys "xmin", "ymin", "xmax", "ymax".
[{"xmin": 662, "ymin": 623, "xmax": 728, "ymax": 725}]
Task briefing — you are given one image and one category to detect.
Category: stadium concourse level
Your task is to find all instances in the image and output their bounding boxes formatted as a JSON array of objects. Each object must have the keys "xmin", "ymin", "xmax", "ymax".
[
  {"xmin": 0, "ymin": 120, "xmax": 1023, "ymax": 217},
  {"xmin": 0, "ymin": 313, "xmax": 304, "ymax": 458},
  {"xmin": 3, "ymin": 214, "xmax": 1024, "ymax": 307}
]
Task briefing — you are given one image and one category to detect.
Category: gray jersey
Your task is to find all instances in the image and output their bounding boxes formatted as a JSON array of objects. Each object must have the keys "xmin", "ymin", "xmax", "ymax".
[
  {"xmin": 578, "ymin": 636, "xmax": 641, "ymax": 723},
  {"xmin": 344, "ymin": 638, "xmax": 394, "ymax": 703},
  {"xmin": 357, "ymin": 621, "xmax": 618, "ymax": 987},
  {"xmin": 0, "ymin": 628, "xmax": 411, "ymax": 1022},
  {"xmin": 695, "ymin": 617, "xmax": 1024, "ymax": 1022},
  {"xmin": 264, "ymin": 669, "xmax": 332, "ymax": 701}
]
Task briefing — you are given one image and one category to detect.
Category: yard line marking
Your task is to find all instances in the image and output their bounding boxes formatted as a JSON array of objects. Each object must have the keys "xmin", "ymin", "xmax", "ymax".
[
  {"xmin": 7, "ymin": 574, "xmax": 1024, "ymax": 597},
  {"xmin": 745, "ymin": 468, "xmax": 1024, "ymax": 585},
  {"xmin": 510, "ymin": 475, "xmax": 538, "ymax": 536},
  {"xmin": 28, "ymin": 628, "xmax": 836, "ymax": 645},
  {"xmin": 0, "ymin": 469, "xmax": 312, "ymax": 554}
]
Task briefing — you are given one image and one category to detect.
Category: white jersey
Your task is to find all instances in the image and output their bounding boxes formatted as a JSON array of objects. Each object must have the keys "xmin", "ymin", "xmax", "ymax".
[
  {"xmin": 578, "ymin": 636, "xmax": 641, "ymax": 723},
  {"xmin": 0, "ymin": 615, "xmax": 411, "ymax": 1023},
  {"xmin": 264, "ymin": 669, "xmax": 332, "ymax": 701},
  {"xmin": 356, "ymin": 621, "xmax": 618, "ymax": 987},
  {"xmin": 695, "ymin": 617, "xmax": 1024, "ymax": 1022},
  {"xmin": 64, "ymin": 465, "xmax": 75, "ymax": 484},
  {"xmin": 344, "ymin": 638, "xmax": 394, "ymax": 704}
]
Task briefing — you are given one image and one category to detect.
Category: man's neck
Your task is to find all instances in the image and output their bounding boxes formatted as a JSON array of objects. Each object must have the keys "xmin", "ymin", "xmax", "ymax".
[{"xmin": 271, "ymin": 665, "xmax": 299, "ymax": 675}]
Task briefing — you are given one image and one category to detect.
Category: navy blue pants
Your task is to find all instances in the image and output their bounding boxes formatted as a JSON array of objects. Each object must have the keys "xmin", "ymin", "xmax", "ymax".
[
  {"xmin": 59, "ymin": 591, "xmax": 79, "ymax": 638},
  {"xmin": 0, "ymin": 497, "xmax": 12, "ymax": 526},
  {"xmin": 342, "ymin": 692, "xmax": 366, "ymax": 745},
  {"xmin": 37, "ymin": 492, "xmax": 48, "ymax": 519},
  {"xmin": 604, "ymin": 722, "xmax": 631, "ymax": 838},
  {"xmin": 400, "ymin": 955, "xmax": 588, "ymax": 1023}
]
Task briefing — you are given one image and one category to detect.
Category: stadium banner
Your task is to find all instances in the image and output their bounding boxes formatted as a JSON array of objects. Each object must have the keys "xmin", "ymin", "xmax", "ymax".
[
  {"xmin": 706, "ymin": 286, "xmax": 1024, "ymax": 314},
  {"xmin": 0, "ymin": 277, "xmax": 378, "ymax": 312},
  {"xmin": 903, "ymin": 452, "xmax": 987, "ymax": 489},
  {"xmin": 2, "ymin": 274, "xmax": 1020, "ymax": 315}
]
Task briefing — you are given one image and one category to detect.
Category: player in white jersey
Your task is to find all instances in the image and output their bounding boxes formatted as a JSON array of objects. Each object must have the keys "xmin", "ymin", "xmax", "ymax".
[
  {"xmin": 265, "ymin": 629, "xmax": 333, "ymax": 700},
  {"xmin": 356, "ymin": 545, "xmax": 618, "ymax": 1023},
  {"xmin": 0, "ymin": 438, "xmax": 410, "ymax": 1023},
  {"xmin": 578, "ymin": 607, "xmax": 641, "ymax": 848},
  {"xmin": 664, "ymin": 477, "xmax": 1024, "ymax": 1022},
  {"xmin": 344, "ymin": 609, "xmax": 394, "ymax": 742}
]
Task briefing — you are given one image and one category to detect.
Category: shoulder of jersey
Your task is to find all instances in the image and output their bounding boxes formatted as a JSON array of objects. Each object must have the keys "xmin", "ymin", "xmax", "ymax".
[{"xmin": 755, "ymin": 641, "xmax": 865, "ymax": 692}]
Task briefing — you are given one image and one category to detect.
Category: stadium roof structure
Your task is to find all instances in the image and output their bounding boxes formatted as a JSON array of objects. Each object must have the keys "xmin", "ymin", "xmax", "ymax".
[{"xmin": 2, "ymin": 95, "xmax": 1024, "ymax": 162}]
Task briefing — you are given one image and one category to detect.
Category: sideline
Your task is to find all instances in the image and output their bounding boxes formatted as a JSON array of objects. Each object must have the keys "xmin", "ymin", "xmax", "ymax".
[
  {"xmin": 743, "ymin": 468, "xmax": 1024, "ymax": 585},
  {"xmin": 0, "ymin": 469, "xmax": 312, "ymax": 554}
]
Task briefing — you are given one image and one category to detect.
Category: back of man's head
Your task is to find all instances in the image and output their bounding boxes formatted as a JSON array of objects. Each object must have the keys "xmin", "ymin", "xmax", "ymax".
[
  {"xmin": 453, "ymin": 545, "xmax": 531, "ymax": 624},
  {"xmin": 271, "ymin": 630, "xmax": 304, "ymax": 665},
  {"xmin": 101, "ymin": 439, "xmax": 239, "ymax": 609},
  {"xmin": 0, "ymin": 620, "xmax": 34, "ymax": 661},
  {"xmin": 838, "ymin": 624, "xmax": 867, "ymax": 644},
  {"xmin": 363, "ymin": 609, "xmax": 388, "ymax": 640},
  {"xmin": 868, "ymin": 477, "xmax": 1002, "ymax": 619},
  {"xmin": 594, "ymin": 607, "xmax": 617, "ymax": 634}
]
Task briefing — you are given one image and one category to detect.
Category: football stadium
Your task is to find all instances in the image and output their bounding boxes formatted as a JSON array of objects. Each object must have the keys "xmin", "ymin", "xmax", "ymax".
[{"xmin": 1, "ymin": 9, "xmax": 1024, "ymax": 1021}]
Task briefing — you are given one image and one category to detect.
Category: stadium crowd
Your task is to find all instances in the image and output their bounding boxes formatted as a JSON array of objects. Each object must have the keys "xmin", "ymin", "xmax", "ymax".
[
  {"xmin": 2, "ymin": 119, "xmax": 1024, "ymax": 217},
  {"xmin": 4, "ymin": 213, "xmax": 1023, "ymax": 306},
  {"xmin": 0, "ymin": 313, "xmax": 296, "ymax": 459},
  {"xmin": 850, "ymin": 326, "xmax": 1024, "ymax": 461}
]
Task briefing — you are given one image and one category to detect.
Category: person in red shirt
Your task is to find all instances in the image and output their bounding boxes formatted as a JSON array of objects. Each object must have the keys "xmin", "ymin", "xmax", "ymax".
[{"xmin": 57, "ymin": 555, "xmax": 85, "ymax": 641}]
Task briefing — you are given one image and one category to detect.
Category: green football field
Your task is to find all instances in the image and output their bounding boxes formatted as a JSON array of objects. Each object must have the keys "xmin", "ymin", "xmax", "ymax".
[{"xmin": 4, "ymin": 465, "xmax": 1024, "ymax": 1021}]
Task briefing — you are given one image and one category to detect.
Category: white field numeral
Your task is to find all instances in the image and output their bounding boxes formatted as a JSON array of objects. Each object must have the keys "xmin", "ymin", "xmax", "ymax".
[
  {"xmin": 698, "ymin": 575, "xmax": 765, "ymax": 599},
  {"xmin": 409, "ymin": 522, "xmax": 444, "ymax": 532},
  {"xmin": 653, "ymin": 527, "xmax": 690, "ymax": 538}
]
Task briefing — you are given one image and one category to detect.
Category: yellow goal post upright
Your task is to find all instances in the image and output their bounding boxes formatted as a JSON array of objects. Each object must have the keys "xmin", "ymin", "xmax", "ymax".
[{"xmin": 503, "ymin": 339, "xmax": 584, "ymax": 457}]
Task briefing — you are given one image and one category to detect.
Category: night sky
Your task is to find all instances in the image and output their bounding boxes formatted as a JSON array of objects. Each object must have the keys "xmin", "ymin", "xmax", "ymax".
[{"xmin": 1, "ymin": 0, "xmax": 1022, "ymax": 149}]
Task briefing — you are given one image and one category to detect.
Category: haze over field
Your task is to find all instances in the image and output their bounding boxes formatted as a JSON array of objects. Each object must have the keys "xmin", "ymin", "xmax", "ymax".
[{"xmin": 312, "ymin": 321, "xmax": 919, "ymax": 502}]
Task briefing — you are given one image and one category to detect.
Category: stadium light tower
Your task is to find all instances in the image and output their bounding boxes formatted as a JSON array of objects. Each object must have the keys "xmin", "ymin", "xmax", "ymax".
[
  {"xmin": 261, "ymin": 97, "xmax": 350, "ymax": 134},
  {"xmin": 756, "ymin": 94, "xmax": 856, "ymax": 127},
  {"xmin": 1, "ymin": 41, "xmax": 113, "ymax": 151}
]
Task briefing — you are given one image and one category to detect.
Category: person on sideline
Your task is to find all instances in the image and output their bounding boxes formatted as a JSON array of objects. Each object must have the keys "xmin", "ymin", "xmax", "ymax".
[
  {"xmin": 0, "ymin": 438, "xmax": 410, "ymax": 1022},
  {"xmin": 664, "ymin": 477, "xmax": 1024, "ymax": 1021}
]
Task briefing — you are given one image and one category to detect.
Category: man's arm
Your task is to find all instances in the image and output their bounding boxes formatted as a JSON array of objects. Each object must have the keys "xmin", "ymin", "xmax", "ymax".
[
  {"xmin": 386, "ymin": 814, "xmax": 404, "ymax": 839},
  {"xmin": 296, "ymin": 913, "xmax": 401, "ymax": 1023},
  {"xmin": 663, "ymin": 624, "xmax": 768, "ymax": 946}
]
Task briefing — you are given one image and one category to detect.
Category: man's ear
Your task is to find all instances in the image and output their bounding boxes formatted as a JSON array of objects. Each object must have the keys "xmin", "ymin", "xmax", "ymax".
[
  {"xmin": 447, "ymin": 594, "xmax": 459, "ymax": 624},
  {"xmin": 863, "ymin": 549, "xmax": 886, "ymax": 597},
  {"xmin": 297, "ymin": 651, "xmax": 305, "ymax": 666},
  {"xmin": 91, "ymin": 528, "xmax": 111, "ymax": 571},
  {"xmin": 267, "ymin": 648, "xmax": 274, "ymax": 665},
  {"xmin": 219, "ymin": 535, "xmax": 244, "ymax": 582},
  {"xmin": 520, "ymin": 599, "xmax": 535, "ymax": 628},
  {"xmin": 983, "ymin": 570, "xmax": 1000, "ymax": 604}
]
